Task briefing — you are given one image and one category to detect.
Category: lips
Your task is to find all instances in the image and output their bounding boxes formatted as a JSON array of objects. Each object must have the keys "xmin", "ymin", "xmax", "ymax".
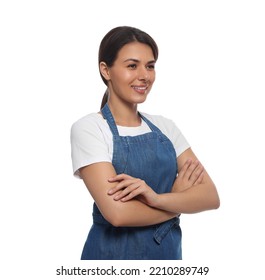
[{"xmin": 132, "ymin": 85, "xmax": 148, "ymax": 94}]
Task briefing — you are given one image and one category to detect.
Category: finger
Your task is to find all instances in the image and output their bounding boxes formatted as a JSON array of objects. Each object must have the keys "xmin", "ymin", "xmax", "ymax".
[
  {"xmin": 183, "ymin": 160, "xmax": 200, "ymax": 180},
  {"xmin": 108, "ymin": 178, "xmax": 139, "ymax": 195},
  {"xmin": 189, "ymin": 163, "xmax": 204, "ymax": 184},
  {"xmin": 120, "ymin": 182, "xmax": 150, "ymax": 202},
  {"xmin": 108, "ymin": 173, "xmax": 133, "ymax": 182},
  {"xmin": 178, "ymin": 158, "xmax": 192, "ymax": 179},
  {"xmin": 114, "ymin": 182, "xmax": 142, "ymax": 201},
  {"xmin": 193, "ymin": 171, "xmax": 204, "ymax": 185}
]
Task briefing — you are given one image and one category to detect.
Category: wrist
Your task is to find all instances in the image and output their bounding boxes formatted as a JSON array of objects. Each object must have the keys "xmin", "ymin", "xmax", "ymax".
[
  {"xmin": 152, "ymin": 193, "xmax": 180, "ymax": 214},
  {"xmin": 150, "ymin": 193, "xmax": 165, "ymax": 209},
  {"xmin": 147, "ymin": 193, "xmax": 160, "ymax": 208}
]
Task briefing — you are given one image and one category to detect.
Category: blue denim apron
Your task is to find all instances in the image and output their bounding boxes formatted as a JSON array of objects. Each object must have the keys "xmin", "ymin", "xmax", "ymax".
[{"xmin": 81, "ymin": 103, "xmax": 182, "ymax": 260}]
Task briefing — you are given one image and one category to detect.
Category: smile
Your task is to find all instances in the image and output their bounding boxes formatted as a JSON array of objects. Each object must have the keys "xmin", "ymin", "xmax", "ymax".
[{"xmin": 132, "ymin": 86, "xmax": 148, "ymax": 91}]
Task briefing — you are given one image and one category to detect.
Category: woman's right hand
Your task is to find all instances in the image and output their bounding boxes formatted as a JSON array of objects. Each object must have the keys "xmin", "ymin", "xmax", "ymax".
[
  {"xmin": 108, "ymin": 174, "xmax": 159, "ymax": 207},
  {"xmin": 171, "ymin": 159, "xmax": 204, "ymax": 193}
]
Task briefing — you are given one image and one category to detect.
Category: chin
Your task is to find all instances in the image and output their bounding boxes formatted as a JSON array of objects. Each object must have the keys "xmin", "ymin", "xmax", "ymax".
[
  {"xmin": 133, "ymin": 94, "xmax": 149, "ymax": 104},
  {"xmin": 134, "ymin": 98, "xmax": 147, "ymax": 105}
]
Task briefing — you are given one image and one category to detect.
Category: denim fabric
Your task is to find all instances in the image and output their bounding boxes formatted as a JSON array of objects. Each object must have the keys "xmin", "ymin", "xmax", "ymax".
[{"xmin": 81, "ymin": 104, "xmax": 182, "ymax": 260}]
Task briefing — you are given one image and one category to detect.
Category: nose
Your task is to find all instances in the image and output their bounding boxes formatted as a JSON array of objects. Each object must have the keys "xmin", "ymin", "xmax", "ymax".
[{"xmin": 138, "ymin": 67, "xmax": 150, "ymax": 81}]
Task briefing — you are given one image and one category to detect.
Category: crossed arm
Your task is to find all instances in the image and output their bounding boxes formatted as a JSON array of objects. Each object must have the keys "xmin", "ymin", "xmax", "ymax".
[{"xmin": 79, "ymin": 148, "xmax": 220, "ymax": 227}]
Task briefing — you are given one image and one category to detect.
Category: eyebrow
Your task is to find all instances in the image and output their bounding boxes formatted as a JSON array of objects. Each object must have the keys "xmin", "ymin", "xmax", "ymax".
[{"xmin": 123, "ymin": 58, "xmax": 156, "ymax": 64}]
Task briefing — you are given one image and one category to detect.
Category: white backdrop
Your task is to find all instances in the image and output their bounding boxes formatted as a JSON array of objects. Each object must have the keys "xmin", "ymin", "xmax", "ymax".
[{"xmin": 1, "ymin": 0, "xmax": 264, "ymax": 279}]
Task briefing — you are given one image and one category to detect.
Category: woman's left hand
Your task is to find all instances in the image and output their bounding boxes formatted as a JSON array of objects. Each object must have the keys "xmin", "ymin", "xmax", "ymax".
[{"xmin": 108, "ymin": 174, "xmax": 158, "ymax": 206}]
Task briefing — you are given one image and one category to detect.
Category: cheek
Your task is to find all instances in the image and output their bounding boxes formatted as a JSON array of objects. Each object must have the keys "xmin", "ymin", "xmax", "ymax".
[
  {"xmin": 114, "ymin": 72, "xmax": 133, "ymax": 83},
  {"xmin": 150, "ymin": 72, "xmax": 156, "ymax": 83}
]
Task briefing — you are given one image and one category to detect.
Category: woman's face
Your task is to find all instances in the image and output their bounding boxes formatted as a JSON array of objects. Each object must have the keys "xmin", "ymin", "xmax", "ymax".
[{"xmin": 104, "ymin": 42, "xmax": 156, "ymax": 105}]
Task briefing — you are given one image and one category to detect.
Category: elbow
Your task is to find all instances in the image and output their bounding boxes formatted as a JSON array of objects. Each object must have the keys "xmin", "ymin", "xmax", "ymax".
[
  {"xmin": 102, "ymin": 206, "xmax": 127, "ymax": 227},
  {"xmin": 195, "ymin": 186, "xmax": 220, "ymax": 213},
  {"xmin": 109, "ymin": 218, "xmax": 123, "ymax": 228},
  {"xmin": 214, "ymin": 196, "xmax": 221, "ymax": 209},
  {"xmin": 199, "ymin": 187, "xmax": 220, "ymax": 212},
  {"xmin": 210, "ymin": 190, "xmax": 220, "ymax": 210},
  {"xmin": 208, "ymin": 183, "xmax": 220, "ymax": 210},
  {"xmin": 106, "ymin": 215, "xmax": 126, "ymax": 227},
  {"xmin": 102, "ymin": 213, "xmax": 120, "ymax": 227},
  {"xmin": 210, "ymin": 199, "xmax": 220, "ymax": 211}
]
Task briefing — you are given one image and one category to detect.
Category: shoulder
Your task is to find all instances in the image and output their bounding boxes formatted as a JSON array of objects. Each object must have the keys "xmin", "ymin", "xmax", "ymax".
[
  {"xmin": 70, "ymin": 112, "xmax": 113, "ymax": 148},
  {"xmin": 71, "ymin": 112, "xmax": 109, "ymax": 138},
  {"xmin": 70, "ymin": 112, "xmax": 112, "ymax": 178},
  {"xmin": 71, "ymin": 113, "xmax": 103, "ymax": 131}
]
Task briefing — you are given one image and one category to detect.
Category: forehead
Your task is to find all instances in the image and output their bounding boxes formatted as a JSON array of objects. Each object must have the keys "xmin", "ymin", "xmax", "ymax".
[{"xmin": 116, "ymin": 42, "xmax": 155, "ymax": 62}]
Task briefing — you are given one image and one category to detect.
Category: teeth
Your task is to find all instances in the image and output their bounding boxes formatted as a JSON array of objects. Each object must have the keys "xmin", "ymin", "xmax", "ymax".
[{"xmin": 133, "ymin": 87, "xmax": 146, "ymax": 90}]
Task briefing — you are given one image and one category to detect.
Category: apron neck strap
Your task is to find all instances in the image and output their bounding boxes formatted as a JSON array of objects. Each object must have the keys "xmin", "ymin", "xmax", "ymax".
[
  {"xmin": 101, "ymin": 103, "xmax": 119, "ymax": 136},
  {"xmin": 101, "ymin": 103, "xmax": 162, "ymax": 135}
]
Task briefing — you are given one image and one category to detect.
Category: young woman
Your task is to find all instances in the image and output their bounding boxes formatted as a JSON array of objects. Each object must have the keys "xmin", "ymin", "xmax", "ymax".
[{"xmin": 70, "ymin": 26, "xmax": 220, "ymax": 260}]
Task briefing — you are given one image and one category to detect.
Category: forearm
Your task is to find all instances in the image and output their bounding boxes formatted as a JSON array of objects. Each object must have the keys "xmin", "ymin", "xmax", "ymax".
[
  {"xmin": 104, "ymin": 199, "xmax": 176, "ymax": 227},
  {"xmin": 154, "ymin": 183, "xmax": 220, "ymax": 214}
]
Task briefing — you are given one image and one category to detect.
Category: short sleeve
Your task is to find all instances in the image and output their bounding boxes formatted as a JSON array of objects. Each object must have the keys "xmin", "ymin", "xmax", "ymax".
[
  {"xmin": 70, "ymin": 115, "xmax": 111, "ymax": 178},
  {"xmin": 169, "ymin": 120, "xmax": 190, "ymax": 157}
]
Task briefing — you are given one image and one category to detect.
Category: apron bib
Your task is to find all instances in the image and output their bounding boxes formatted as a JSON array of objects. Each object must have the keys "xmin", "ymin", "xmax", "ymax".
[{"xmin": 81, "ymin": 104, "xmax": 182, "ymax": 260}]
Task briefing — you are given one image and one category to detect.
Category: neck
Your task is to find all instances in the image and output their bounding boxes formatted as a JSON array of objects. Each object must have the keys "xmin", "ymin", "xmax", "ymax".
[{"xmin": 107, "ymin": 98, "xmax": 141, "ymax": 127}]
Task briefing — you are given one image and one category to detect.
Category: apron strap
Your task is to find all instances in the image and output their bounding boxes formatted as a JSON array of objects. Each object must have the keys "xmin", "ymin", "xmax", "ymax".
[
  {"xmin": 139, "ymin": 112, "xmax": 163, "ymax": 133},
  {"xmin": 101, "ymin": 103, "xmax": 163, "ymax": 135},
  {"xmin": 101, "ymin": 103, "xmax": 120, "ymax": 136}
]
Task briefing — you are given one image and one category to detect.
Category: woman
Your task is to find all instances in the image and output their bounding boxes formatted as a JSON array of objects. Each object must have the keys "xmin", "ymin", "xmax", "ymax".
[{"xmin": 70, "ymin": 26, "xmax": 220, "ymax": 260}]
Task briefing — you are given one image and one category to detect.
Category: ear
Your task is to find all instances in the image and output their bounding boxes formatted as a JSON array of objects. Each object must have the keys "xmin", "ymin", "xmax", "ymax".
[{"xmin": 99, "ymin": 62, "xmax": 111, "ymax": 81}]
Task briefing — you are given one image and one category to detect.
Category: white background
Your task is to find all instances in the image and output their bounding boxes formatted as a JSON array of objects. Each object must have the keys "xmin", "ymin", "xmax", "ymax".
[{"xmin": 1, "ymin": 0, "xmax": 264, "ymax": 279}]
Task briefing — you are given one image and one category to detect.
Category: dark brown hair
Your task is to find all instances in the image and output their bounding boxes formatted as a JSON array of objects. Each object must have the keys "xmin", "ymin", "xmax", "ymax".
[{"xmin": 99, "ymin": 26, "xmax": 159, "ymax": 109}]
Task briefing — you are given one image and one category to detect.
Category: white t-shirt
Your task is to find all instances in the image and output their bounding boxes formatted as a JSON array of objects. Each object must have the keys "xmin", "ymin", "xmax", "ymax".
[{"xmin": 71, "ymin": 112, "xmax": 190, "ymax": 178}]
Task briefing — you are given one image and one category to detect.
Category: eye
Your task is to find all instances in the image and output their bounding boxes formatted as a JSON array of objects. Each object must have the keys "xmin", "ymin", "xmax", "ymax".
[
  {"xmin": 147, "ymin": 64, "xmax": 155, "ymax": 70},
  {"xmin": 127, "ymin": 64, "xmax": 137, "ymax": 69}
]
